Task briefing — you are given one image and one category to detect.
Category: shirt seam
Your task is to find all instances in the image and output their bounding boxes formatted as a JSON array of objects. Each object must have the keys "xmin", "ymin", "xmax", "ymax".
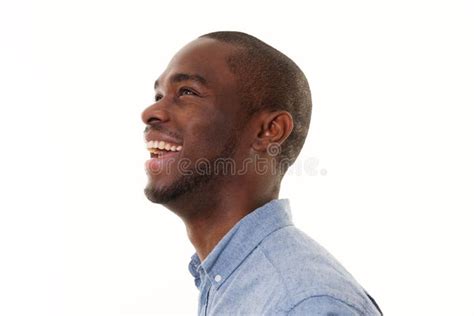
[
  {"xmin": 287, "ymin": 294, "xmax": 364, "ymax": 315},
  {"xmin": 256, "ymin": 225, "xmax": 296, "ymax": 307}
]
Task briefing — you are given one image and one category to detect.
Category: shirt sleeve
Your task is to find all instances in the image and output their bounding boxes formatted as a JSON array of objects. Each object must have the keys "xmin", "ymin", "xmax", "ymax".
[{"xmin": 287, "ymin": 295, "xmax": 361, "ymax": 316}]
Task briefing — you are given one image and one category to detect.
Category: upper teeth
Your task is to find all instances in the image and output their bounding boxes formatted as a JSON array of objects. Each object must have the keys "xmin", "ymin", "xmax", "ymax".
[{"xmin": 146, "ymin": 140, "xmax": 182, "ymax": 152}]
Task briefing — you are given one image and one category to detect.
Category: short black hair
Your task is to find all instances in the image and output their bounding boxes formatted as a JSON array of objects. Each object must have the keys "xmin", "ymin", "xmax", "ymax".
[{"xmin": 199, "ymin": 31, "xmax": 312, "ymax": 173}]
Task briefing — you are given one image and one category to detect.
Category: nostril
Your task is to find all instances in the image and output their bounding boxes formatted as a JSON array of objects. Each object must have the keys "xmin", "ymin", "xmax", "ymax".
[{"xmin": 146, "ymin": 117, "xmax": 161, "ymax": 125}]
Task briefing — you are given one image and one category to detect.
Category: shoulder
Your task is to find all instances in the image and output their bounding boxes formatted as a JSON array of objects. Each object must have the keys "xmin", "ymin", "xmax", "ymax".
[{"xmin": 257, "ymin": 225, "xmax": 380, "ymax": 315}]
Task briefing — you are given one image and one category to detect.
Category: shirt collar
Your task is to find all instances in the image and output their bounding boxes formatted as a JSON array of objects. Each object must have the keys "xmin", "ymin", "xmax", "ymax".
[{"xmin": 188, "ymin": 198, "xmax": 294, "ymax": 290}]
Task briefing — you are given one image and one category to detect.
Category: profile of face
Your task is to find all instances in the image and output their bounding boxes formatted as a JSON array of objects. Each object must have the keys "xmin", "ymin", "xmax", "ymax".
[{"xmin": 141, "ymin": 38, "xmax": 248, "ymax": 205}]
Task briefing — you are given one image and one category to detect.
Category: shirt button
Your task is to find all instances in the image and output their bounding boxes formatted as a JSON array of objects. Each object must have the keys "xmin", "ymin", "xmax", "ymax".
[{"xmin": 214, "ymin": 274, "xmax": 222, "ymax": 282}]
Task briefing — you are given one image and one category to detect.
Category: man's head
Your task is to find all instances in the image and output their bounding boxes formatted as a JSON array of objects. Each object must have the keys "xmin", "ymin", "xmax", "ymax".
[{"xmin": 142, "ymin": 31, "xmax": 312, "ymax": 208}]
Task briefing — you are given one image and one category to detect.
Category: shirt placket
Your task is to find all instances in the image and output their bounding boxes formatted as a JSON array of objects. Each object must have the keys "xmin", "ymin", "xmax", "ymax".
[
  {"xmin": 198, "ymin": 269, "xmax": 212, "ymax": 316},
  {"xmin": 203, "ymin": 275, "xmax": 220, "ymax": 315}
]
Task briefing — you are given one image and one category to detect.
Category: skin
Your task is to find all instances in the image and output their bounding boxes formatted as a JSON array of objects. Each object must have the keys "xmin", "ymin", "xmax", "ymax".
[{"xmin": 141, "ymin": 37, "xmax": 294, "ymax": 262}]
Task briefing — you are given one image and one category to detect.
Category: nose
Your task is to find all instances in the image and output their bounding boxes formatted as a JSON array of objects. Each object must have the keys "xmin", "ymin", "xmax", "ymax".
[{"xmin": 141, "ymin": 101, "xmax": 171, "ymax": 126}]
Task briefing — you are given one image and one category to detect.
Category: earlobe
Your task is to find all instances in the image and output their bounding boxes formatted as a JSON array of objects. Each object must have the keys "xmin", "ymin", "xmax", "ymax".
[
  {"xmin": 252, "ymin": 125, "xmax": 272, "ymax": 153},
  {"xmin": 252, "ymin": 136, "xmax": 268, "ymax": 152}
]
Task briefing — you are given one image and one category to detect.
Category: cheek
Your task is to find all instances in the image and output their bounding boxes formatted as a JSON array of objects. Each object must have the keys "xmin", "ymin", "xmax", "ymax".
[{"xmin": 185, "ymin": 111, "xmax": 236, "ymax": 156}]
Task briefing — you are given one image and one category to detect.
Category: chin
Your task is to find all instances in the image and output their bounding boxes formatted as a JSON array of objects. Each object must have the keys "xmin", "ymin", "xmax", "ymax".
[
  {"xmin": 144, "ymin": 171, "xmax": 214, "ymax": 205},
  {"xmin": 144, "ymin": 180, "xmax": 177, "ymax": 204}
]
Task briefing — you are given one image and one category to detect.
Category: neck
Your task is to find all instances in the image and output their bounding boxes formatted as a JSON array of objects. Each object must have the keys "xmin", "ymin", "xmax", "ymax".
[{"xmin": 167, "ymin": 177, "xmax": 279, "ymax": 262}]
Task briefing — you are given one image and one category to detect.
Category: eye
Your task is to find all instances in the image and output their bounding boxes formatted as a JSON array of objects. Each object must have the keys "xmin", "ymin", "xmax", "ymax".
[
  {"xmin": 179, "ymin": 87, "xmax": 198, "ymax": 96},
  {"xmin": 154, "ymin": 94, "xmax": 163, "ymax": 102}
]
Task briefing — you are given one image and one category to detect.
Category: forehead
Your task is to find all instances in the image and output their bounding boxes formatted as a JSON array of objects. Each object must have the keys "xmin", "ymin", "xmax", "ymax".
[{"xmin": 156, "ymin": 38, "xmax": 237, "ymax": 90}]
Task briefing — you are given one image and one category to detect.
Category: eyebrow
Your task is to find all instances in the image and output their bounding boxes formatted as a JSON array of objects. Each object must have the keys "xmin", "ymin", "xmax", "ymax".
[{"xmin": 154, "ymin": 73, "xmax": 208, "ymax": 89}]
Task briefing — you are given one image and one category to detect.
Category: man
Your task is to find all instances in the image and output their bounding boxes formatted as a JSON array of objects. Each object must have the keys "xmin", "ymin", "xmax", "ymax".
[{"xmin": 141, "ymin": 31, "xmax": 382, "ymax": 315}]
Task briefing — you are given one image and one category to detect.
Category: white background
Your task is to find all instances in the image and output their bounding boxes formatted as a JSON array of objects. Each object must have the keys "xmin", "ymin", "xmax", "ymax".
[{"xmin": 1, "ymin": 0, "xmax": 473, "ymax": 315}]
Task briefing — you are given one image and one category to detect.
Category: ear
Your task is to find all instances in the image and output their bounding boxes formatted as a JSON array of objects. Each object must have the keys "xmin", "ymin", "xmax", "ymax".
[{"xmin": 252, "ymin": 110, "xmax": 294, "ymax": 153}]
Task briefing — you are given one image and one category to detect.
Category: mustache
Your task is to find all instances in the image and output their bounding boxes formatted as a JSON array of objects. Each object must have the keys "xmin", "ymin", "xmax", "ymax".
[{"xmin": 143, "ymin": 123, "xmax": 183, "ymax": 141}]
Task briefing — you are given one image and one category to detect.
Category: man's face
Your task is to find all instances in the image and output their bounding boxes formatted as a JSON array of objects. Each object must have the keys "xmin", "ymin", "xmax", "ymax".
[{"xmin": 142, "ymin": 38, "xmax": 246, "ymax": 205}]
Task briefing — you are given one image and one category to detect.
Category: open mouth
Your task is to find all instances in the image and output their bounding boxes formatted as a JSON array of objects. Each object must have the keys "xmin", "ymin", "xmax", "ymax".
[
  {"xmin": 145, "ymin": 140, "xmax": 183, "ymax": 173},
  {"xmin": 146, "ymin": 140, "xmax": 182, "ymax": 156}
]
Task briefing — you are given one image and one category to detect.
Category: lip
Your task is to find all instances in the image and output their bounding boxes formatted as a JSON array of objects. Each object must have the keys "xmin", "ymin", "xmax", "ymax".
[
  {"xmin": 143, "ymin": 131, "xmax": 183, "ymax": 146},
  {"xmin": 145, "ymin": 150, "xmax": 180, "ymax": 175}
]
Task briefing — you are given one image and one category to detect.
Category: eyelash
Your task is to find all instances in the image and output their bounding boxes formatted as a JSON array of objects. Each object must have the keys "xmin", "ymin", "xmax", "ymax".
[
  {"xmin": 180, "ymin": 87, "xmax": 197, "ymax": 96},
  {"xmin": 154, "ymin": 88, "xmax": 198, "ymax": 102}
]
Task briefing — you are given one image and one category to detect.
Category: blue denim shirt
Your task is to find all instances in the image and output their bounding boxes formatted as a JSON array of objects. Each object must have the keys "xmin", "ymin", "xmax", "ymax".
[{"xmin": 188, "ymin": 199, "xmax": 382, "ymax": 315}]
